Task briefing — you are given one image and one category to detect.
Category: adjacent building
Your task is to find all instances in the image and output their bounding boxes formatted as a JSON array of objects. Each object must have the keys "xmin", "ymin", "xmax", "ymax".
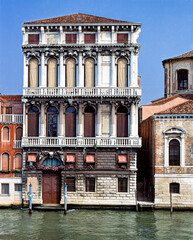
[
  {"xmin": 21, "ymin": 13, "xmax": 142, "ymax": 207},
  {"xmin": 139, "ymin": 50, "xmax": 193, "ymax": 208},
  {"xmin": 0, "ymin": 95, "xmax": 23, "ymax": 206}
]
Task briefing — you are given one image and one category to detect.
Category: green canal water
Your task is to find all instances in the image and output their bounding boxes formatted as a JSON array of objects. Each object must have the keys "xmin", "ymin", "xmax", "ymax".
[{"xmin": 0, "ymin": 209, "xmax": 193, "ymax": 240}]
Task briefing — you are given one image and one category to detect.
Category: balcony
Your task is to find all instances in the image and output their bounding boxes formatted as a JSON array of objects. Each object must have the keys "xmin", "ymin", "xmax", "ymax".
[
  {"xmin": 23, "ymin": 87, "xmax": 141, "ymax": 98},
  {"xmin": 22, "ymin": 137, "xmax": 142, "ymax": 148},
  {"xmin": 0, "ymin": 114, "xmax": 23, "ymax": 124},
  {"xmin": 13, "ymin": 140, "xmax": 22, "ymax": 149}
]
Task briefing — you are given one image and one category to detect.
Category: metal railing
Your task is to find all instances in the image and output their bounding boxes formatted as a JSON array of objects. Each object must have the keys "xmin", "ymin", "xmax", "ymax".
[
  {"xmin": 22, "ymin": 136, "xmax": 142, "ymax": 148},
  {"xmin": 13, "ymin": 140, "xmax": 22, "ymax": 149},
  {"xmin": 0, "ymin": 114, "xmax": 23, "ymax": 124},
  {"xmin": 23, "ymin": 87, "xmax": 142, "ymax": 98}
]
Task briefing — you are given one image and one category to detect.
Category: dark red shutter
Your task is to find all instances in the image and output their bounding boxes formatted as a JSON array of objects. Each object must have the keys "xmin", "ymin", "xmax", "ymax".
[
  {"xmin": 66, "ymin": 34, "xmax": 77, "ymax": 43},
  {"xmin": 5, "ymin": 107, "xmax": 12, "ymax": 114},
  {"xmin": 16, "ymin": 127, "xmax": 22, "ymax": 140},
  {"xmin": 86, "ymin": 178, "xmax": 95, "ymax": 192},
  {"xmin": 66, "ymin": 178, "xmax": 75, "ymax": 192},
  {"xmin": 84, "ymin": 113, "xmax": 95, "ymax": 137},
  {"xmin": 117, "ymin": 34, "xmax": 128, "ymax": 44},
  {"xmin": 84, "ymin": 34, "xmax": 95, "ymax": 43},
  {"xmin": 28, "ymin": 34, "xmax": 39, "ymax": 44},
  {"xmin": 117, "ymin": 114, "xmax": 128, "ymax": 137},
  {"xmin": 28, "ymin": 114, "xmax": 39, "ymax": 136},
  {"xmin": 65, "ymin": 113, "xmax": 76, "ymax": 137}
]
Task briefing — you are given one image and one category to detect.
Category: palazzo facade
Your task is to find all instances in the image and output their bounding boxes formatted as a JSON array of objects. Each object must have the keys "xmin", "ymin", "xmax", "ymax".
[{"xmin": 21, "ymin": 13, "xmax": 142, "ymax": 207}]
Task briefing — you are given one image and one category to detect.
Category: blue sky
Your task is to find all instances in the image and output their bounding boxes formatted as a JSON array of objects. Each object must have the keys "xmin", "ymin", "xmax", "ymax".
[{"xmin": 0, "ymin": 0, "xmax": 193, "ymax": 105}]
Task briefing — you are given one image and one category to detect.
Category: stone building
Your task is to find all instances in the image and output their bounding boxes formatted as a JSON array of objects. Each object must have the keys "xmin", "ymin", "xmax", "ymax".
[
  {"xmin": 21, "ymin": 13, "xmax": 142, "ymax": 207},
  {"xmin": 0, "ymin": 95, "xmax": 23, "ymax": 206},
  {"xmin": 139, "ymin": 50, "xmax": 193, "ymax": 208}
]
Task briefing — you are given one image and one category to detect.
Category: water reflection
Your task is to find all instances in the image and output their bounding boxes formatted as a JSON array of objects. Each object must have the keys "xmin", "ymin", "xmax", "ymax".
[{"xmin": 0, "ymin": 210, "xmax": 193, "ymax": 240}]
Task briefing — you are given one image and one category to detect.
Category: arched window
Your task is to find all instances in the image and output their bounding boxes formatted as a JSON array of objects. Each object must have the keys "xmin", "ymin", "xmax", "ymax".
[
  {"xmin": 14, "ymin": 153, "xmax": 22, "ymax": 170},
  {"xmin": 169, "ymin": 139, "xmax": 180, "ymax": 166},
  {"xmin": 16, "ymin": 127, "xmax": 22, "ymax": 140},
  {"xmin": 29, "ymin": 58, "xmax": 39, "ymax": 87},
  {"xmin": 28, "ymin": 106, "xmax": 39, "ymax": 137},
  {"xmin": 84, "ymin": 106, "xmax": 95, "ymax": 137},
  {"xmin": 65, "ymin": 106, "xmax": 76, "ymax": 137},
  {"xmin": 117, "ymin": 106, "xmax": 128, "ymax": 137},
  {"xmin": 47, "ymin": 58, "xmax": 58, "ymax": 87},
  {"xmin": 117, "ymin": 58, "xmax": 127, "ymax": 87},
  {"xmin": 85, "ymin": 58, "xmax": 95, "ymax": 87},
  {"xmin": 2, "ymin": 126, "xmax": 9, "ymax": 141},
  {"xmin": 43, "ymin": 158, "xmax": 61, "ymax": 166},
  {"xmin": 47, "ymin": 106, "xmax": 58, "ymax": 137},
  {"xmin": 66, "ymin": 58, "xmax": 76, "ymax": 87},
  {"xmin": 178, "ymin": 69, "xmax": 188, "ymax": 90},
  {"xmin": 1, "ymin": 153, "xmax": 9, "ymax": 171}
]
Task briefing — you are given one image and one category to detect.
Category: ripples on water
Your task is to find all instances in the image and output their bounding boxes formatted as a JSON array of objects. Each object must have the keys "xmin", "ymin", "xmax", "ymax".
[{"xmin": 0, "ymin": 209, "xmax": 193, "ymax": 240}]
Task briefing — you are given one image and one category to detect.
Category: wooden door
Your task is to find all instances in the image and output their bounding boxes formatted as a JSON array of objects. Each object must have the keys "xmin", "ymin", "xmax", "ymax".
[
  {"xmin": 42, "ymin": 172, "xmax": 61, "ymax": 204},
  {"xmin": 65, "ymin": 113, "xmax": 76, "ymax": 137},
  {"xmin": 28, "ymin": 114, "xmax": 39, "ymax": 136},
  {"xmin": 84, "ymin": 113, "xmax": 95, "ymax": 137},
  {"xmin": 117, "ymin": 114, "xmax": 128, "ymax": 137}
]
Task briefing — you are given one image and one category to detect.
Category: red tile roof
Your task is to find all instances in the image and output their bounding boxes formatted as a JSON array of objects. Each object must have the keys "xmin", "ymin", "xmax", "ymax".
[
  {"xmin": 25, "ymin": 13, "xmax": 134, "ymax": 24},
  {"xmin": 0, "ymin": 95, "xmax": 22, "ymax": 102},
  {"xmin": 158, "ymin": 100, "xmax": 193, "ymax": 114},
  {"xmin": 163, "ymin": 50, "xmax": 193, "ymax": 63}
]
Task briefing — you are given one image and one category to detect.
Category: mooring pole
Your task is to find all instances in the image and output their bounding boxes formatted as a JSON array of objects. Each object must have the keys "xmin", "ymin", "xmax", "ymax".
[
  {"xmin": 29, "ymin": 182, "xmax": 32, "ymax": 214},
  {"xmin": 64, "ymin": 183, "xmax": 67, "ymax": 214},
  {"xmin": 135, "ymin": 190, "xmax": 138, "ymax": 212},
  {"xmin": 170, "ymin": 192, "xmax": 173, "ymax": 214}
]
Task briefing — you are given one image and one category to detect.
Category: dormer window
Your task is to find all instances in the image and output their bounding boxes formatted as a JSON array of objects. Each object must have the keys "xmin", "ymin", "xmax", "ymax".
[
  {"xmin": 177, "ymin": 69, "xmax": 188, "ymax": 90},
  {"xmin": 84, "ymin": 34, "xmax": 95, "ymax": 44},
  {"xmin": 28, "ymin": 34, "xmax": 39, "ymax": 44}
]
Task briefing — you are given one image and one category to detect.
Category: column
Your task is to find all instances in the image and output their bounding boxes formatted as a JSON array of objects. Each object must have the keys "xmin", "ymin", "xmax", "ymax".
[
  {"xmin": 130, "ymin": 50, "xmax": 138, "ymax": 87},
  {"xmin": 181, "ymin": 135, "xmax": 185, "ymax": 167},
  {"xmin": 97, "ymin": 53, "xmax": 101, "ymax": 87},
  {"xmin": 22, "ymin": 101, "xmax": 27, "ymax": 137},
  {"xmin": 96, "ymin": 104, "xmax": 101, "ymax": 137},
  {"xmin": 111, "ymin": 53, "xmax": 116, "ymax": 87},
  {"xmin": 59, "ymin": 53, "xmax": 65, "ymax": 87},
  {"xmin": 130, "ymin": 103, "xmax": 136, "ymax": 137},
  {"xmin": 40, "ymin": 27, "xmax": 45, "ymax": 44},
  {"xmin": 111, "ymin": 26, "xmax": 115, "ymax": 43},
  {"xmin": 40, "ymin": 103, "xmax": 46, "ymax": 137},
  {"xmin": 78, "ymin": 53, "xmax": 83, "ymax": 87},
  {"xmin": 23, "ymin": 54, "xmax": 28, "ymax": 88},
  {"xmin": 78, "ymin": 26, "xmax": 83, "ymax": 44},
  {"xmin": 41, "ymin": 53, "xmax": 46, "ymax": 87},
  {"xmin": 111, "ymin": 104, "xmax": 116, "ymax": 137},
  {"xmin": 97, "ymin": 26, "xmax": 100, "ymax": 44},
  {"xmin": 78, "ymin": 104, "xmax": 83, "ymax": 137},
  {"xmin": 59, "ymin": 26, "xmax": 63, "ymax": 44}
]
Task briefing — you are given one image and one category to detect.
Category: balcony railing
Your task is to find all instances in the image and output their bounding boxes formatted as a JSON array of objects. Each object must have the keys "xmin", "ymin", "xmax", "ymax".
[
  {"xmin": 0, "ymin": 114, "xmax": 23, "ymax": 124},
  {"xmin": 22, "ymin": 137, "xmax": 142, "ymax": 148},
  {"xmin": 23, "ymin": 87, "xmax": 141, "ymax": 98},
  {"xmin": 13, "ymin": 140, "xmax": 22, "ymax": 149}
]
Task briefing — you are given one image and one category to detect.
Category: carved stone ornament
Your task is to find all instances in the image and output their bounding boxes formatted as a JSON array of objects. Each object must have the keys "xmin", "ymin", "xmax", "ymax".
[
  {"xmin": 115, "ymin": 51, "xmax": 130, "ymax": 63},
  {"xmin": 26, "ymin": 51, "xmax": 41, "ymax": 65},
  {"xmin": 45, "ymin": 50, "xmax": 59, "ymax": 64},
  {"xmin": 82, "ymin": 50, "xmax": 97, "ymax": 63}
]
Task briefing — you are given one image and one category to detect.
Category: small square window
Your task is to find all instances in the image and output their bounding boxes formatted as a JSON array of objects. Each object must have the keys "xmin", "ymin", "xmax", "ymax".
[
  {"xmin": 170, "ymin": 183, "xmax": 180, "ymax": 194},
  {"xmin": 66, "ymin": 177, "xmax": 75, "ymax": 192},
  {"xmin": 118, "ymin": 178, "xmax": 128, "ymax": 192},
  {"xmin": 116, "ymin": 154, "xmax": 129, "ymax": 169},
  {"xmin": 66, "ymin": 34, "xmax": 77, "ymax": 44},
  {"xmin": 5, "ymin": 107, "xmax": 12, "ymax": 114},
  {"xmin": 15, "ymin": 184, "xmax": 22, "ymax": 192},
  {"xmin": 117, "ymin": 33, "xmax": 128, "ymax": 44},
  {"xmin": 1, "ymin": 184, "xmax": 9, "ymax": 195},
  {"xmin": 86, "ymin": 178, "xmax": 95, "ymax": 192},
  {"xmin": 28, "ymin": 34, "xmax": 39, "ymax": 44},
  {"xmin": 84, "ymin": 34, "xmax": 95, "ymax": 44}
]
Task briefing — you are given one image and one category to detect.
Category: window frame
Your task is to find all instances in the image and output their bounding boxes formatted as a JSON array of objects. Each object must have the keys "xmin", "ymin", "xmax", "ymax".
[
  {"xmin": 66, "ymin": 177, "xmax": 76, "ymax": 192},
  {"xmin": 28, "ymin": 58, "xmax": 39, "ymax": 88},
  {"xmin": 117, "ymin": 33, "xmax": 128, "ymax": 44},
  {"xmin": 15, "ymin": 184, "xmax": 22, "ymax": 192},
  {"xmin": 118, "ymin": 178, "xmax": 128, "ymax": 193},
  {"xmin": 65, "ymin": 33, "xmax": 77, "ymax": 44},
  {"xmin": 177, "ymin": 69, "xmax": 188, "ymax": 90},
  {"xmin": 1, "ymin": 183, "xmax": 9, "ymax": 195},
  {"xmin": 1, "ymin": 153, "xmax": 10, "ymax": 171},
  {"xmin": 84, "ymin": 33, "xmax": 96, "ymax": 44},
  {"xmin": 46, "ymin": 106, "xmax": 59, "ymax": 137},
  {"xmin": 170, "ymin": 183, "xmax": 180, "ymax": 194},
  {"xmin": 2, "ymin": 126, "xmax": 10, "ymax": 142},
  {"xmin": 169, "ymin": 139, "xmax": 180, "ymax": 166},
  {"xmin": 28, "ymin": 33, "xmax": 40, "ymax": 44},
  {"xmin": 14, "ymin": 153, "xmax": 22, "ymax": 170},
  {"xmin": 85, "ymin": 177, "xmax": 95, "ymax": 192}
]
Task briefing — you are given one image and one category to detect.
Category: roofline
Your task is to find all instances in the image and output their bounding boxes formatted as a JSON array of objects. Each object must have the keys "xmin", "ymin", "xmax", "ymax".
[
  {"xmin": 162, "ymin": 57, "xmax": 193, "ymax": 65},
  {"xmin": 22, "ymin": 22, "xmax": 142, "ymax": 27}
]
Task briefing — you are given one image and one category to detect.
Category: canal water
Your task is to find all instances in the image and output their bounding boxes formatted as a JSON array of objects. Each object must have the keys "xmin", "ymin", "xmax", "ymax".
[{"xmin": 0, "ymin": 209, "xmax": 193, "ymax": 240}]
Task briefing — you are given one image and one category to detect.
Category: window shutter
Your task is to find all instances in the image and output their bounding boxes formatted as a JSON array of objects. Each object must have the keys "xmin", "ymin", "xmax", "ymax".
[
  {"xmin": 2, "ymin": 153, "xmax": 9, "ymax": 171},
  {"xmin": 28, "ymin": 34, "xmax": 39, "ymax": 44},
  {"xmin": 86, "ymin": 178, "xmax": 95, "ymax": 192},
  {"xmin": 84, "ymin": 34, "xmax": 95, "ymax": 43},
  {"xmin": 117, "ymin": 34, "xmax": 128, "ymax": 43},
  {"xmin": 66, "ymin": 34, "xmax": 77, "ymax": 43},
  {"xmin": 16, "ymin": 127, "xmax": 22, "ymax": 140},
  {"xmin": 15, "ymin": 154, "xmax": 22, "ymax": 170},
  {"xmin": 5, "ymin": 107, "xmax": 12, "ymax": 114},
  {"xmin": 3, "ymin": 127, "xmax": 9, "ymax": 141},
  {"xmin": 66, "ymin": 177, "xmax": 75, "ymax": 192},
  {"xmin": 28, "ymin": 113, "xmax": 39, "ymax": 137}
]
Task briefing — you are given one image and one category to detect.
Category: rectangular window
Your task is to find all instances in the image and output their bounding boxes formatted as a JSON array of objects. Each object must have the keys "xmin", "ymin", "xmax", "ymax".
[
  {"xmin": 117, "ymin": 33, "xmax": 128, "ymax": 44},
  {"xmin": 15, "ymin": 184, "xmax": 22, "ymax": 192},
  {"xmin": 118, "ymin": 178, "xmax": 128, "ymax": 192},
  {"xmin": 5, "ymin": 107, "xmax": 12, "ymax": 114},
  {"xmin": 84, "ymin": 34, "xmax": 95, "ymax": 44},
  {"xmin": 66, "ymin": 177, "xmax": 76, "ymax": 192},
  {"xmin": 1, "ymin": 184, "xmax": 9, "ymax": 195},
  {"xmin": 46, "ymin": 34, "xmax": 58, "ymax": 44},
  {"xmin": 28, "ymin": 34, "xmax": 39, "ymax": 44},
  {"xmin": 170, "ymin": 183, "xmax": 180, "ymax": 194},
  {"xmin": 1, "ymin": 106, "xmax": 4, "ymax": 114},
  {"xmin": 86, "ymin": 178, "xmax": 95, "ymax": 192},
  {"xmin": 66, "ymin": 34, "xmax": 77, "ymax": 43},
  {"xmin": 84, "ymin": 154, "xmax": 95, "ymax": 170}
]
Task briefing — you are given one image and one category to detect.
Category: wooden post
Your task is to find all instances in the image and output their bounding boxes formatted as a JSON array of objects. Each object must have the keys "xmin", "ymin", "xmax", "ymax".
[
  {"xmin": 135, "ymin": 190, "xmax": 138, "ymax": 212},
  {"xmin": 29, "ymin": 182, "xmax": 32, "ymax": 214},
  {"xmin": 170, "ymin": 192, "xmax": 173, "ymax": 214},
  {"xmin": 64, "ymin": 183, "xmax": 67, "ymax": 214}
]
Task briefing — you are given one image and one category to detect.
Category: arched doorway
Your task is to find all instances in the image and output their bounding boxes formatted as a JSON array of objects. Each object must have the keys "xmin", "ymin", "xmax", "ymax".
[{"xmin": 42, "ymin": 158, "xmax": 61, "ymax": 204}]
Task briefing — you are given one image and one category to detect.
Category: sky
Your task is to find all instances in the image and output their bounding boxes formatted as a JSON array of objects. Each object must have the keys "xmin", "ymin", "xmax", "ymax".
[{"xmin": 0, "ymin": 0, "xmax": 193, "ymax": 105}]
